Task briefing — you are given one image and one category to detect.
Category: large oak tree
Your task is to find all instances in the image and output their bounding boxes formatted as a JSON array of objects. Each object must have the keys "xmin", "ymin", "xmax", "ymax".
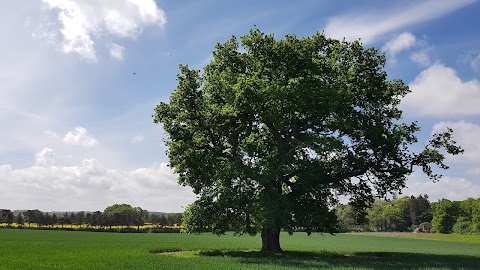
[{"xmin": 153, "ymin": 29, "xmax": 462, "ymax": 252}]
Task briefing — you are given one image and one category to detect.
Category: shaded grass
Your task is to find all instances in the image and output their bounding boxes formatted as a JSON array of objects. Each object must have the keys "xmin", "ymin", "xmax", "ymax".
[
  {"xmin": 195, "ymin": 250, "xmax": 480, "ymax": 269},
  {"xmin": 1, "ymin": 229, "xmax": 480, "ymax": 269}
]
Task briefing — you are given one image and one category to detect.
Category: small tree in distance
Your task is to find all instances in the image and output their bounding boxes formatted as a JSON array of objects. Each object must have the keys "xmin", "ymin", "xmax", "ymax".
[
  {"xmin": 103, "ymin": 204, "xmax": 148, "ymax": 228},
  {"xmin": 154, "ymin": 28, "xmax": 463, "ymax": 252}
]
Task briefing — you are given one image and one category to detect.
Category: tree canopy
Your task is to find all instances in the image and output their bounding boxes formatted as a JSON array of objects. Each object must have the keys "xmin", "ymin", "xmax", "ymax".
[
  {"xmin": 103, "ymin": 204, "xmax": 148, "ymax": 228},
  {"xmin": 153, "ymin": 28, "xmax": 463, "ymax": 252},
  {"xmin": 336, "ymin": 195, "xmax": 433, "ymax": 232}
]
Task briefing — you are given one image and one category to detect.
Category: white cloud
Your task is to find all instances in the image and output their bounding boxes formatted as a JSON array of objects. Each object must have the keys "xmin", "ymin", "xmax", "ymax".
[
  {"xmin": 466, "ymin": 168, "xmax": 480, "ymax": 176},
  {"xmin": 404, "ymin": 176, "xmax": 480, "ymax": 202},
  {"xmin": 324, "ymin": 0, "xmax": 475, "ymax": 43},
  {"xmin": 81, "ymin": 158, "xmax": 107, "ymax": 177},
  {"xmin": 108, "ymin": 43, "xmax": 125, "ymax": 60},
  {"xmin": 131, "ymin": 135, "xmax": 144, "ymax": 144},
  {"xmin": 432, "ymin": 121, "xmax": 480, "ymax": 163},
  {"xmin": 63, "ymin": 127, "xmax": 98, "ymax": 147},
  {"xmin": 40, "ymin": 0, "xmax": 166, "ymax": 61},
  {"xmin": 401, "ymin": 64, "xmax": 480, "ymax": 116},
  {"xmin": 43, "ymin": 130, "xmax": 59, "ymax": 139},
  {"xmin": 0, "ymin": 158, "xmax": 194, "ymax": 212},
  {"xmin": 470, "ymin": 54, "xmax": 480, "ymax": 72},
  {"xmin": 35, "ymin": 148, "xmax": 56, "ymax": 166},
  {"xmin": 462, "ymin": 52, "xmax": 480, "ymax": 72},
  {"xmin": 410, "ymin": 49, "xmax": 432, "ymax": 67},
  {"xmin": 383, "ymin": 32, "xmax": 416, "ymax": 56}
]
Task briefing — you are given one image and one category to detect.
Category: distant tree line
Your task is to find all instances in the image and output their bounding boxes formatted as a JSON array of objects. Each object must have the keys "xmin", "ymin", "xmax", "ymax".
[
  {"xmin": 4, "ymin": 197, "xmax": 479, "ymax": 235},
  {"xmin": 336, "ymin": 195, "xmax": 480, "ymax": 234},
  {"xmin": 0, "ymin": 204, "xmax": 182, "ymax": 231}
]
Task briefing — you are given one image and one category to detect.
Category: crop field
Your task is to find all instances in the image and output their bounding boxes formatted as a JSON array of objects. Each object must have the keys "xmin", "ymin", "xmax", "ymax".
[
  {"xmin": 348, "ymin": 232, "xmax": 480, "ymax": 244},
  {"xmin": 1, "ymin": 229, "xmax": 479, "ymax": 270}
]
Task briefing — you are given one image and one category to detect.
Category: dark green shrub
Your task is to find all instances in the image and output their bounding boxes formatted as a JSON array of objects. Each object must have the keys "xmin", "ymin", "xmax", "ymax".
[{"xmin": 452, "ymin": 221, "xmax": 473, "ymax": 234}]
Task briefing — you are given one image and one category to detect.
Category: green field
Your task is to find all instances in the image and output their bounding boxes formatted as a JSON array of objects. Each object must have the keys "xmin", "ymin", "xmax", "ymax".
[{"xmin": 1, "ymin": 229, "xmax": 479, "ymax": 269}]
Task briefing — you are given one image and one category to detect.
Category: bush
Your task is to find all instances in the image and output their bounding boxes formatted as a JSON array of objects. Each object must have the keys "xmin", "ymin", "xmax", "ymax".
[
  {"xmin": 471, "ymin": 223, "xmax": 480, "ymax": 234},
  {"xmin": 452, "ymin": 221, "xmax": 473, "ymax": 234}
]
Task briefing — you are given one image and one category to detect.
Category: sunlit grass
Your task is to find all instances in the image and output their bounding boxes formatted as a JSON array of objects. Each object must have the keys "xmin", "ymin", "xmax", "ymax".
[
  {"xmin": 348, "ymin": 232, "xmax": 480, "ymax": 244},
  {"xmin": 1, "ymin": 229, "xmax": 479, "ymax": 269}
]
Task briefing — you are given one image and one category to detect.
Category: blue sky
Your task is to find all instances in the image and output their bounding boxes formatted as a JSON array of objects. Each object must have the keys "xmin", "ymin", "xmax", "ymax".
[{"xmin": 1, "ymin": 0, "xmax": 480, "ymax": 212}]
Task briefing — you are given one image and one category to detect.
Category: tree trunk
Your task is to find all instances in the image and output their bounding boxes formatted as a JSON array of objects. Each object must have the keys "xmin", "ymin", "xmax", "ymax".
[{"xmin": 261, "ymin": 227, "xmax": 282, "ymax": 252}]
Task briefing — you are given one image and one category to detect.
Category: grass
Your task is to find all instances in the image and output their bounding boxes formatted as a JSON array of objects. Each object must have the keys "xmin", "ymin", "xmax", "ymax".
[
  {"xmin": 1, "ymin": 229, "xmax": 479, "ymax": 269},
  {"xmin": 348, "ymin": 231, "xmax": 480, "ymax": 244}
]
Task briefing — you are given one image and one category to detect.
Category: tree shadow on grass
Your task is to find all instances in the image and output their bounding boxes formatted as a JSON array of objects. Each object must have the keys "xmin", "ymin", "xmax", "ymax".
[{"xmin": 199, "ymin": 250, "xmax": 480, "ymax": 269}]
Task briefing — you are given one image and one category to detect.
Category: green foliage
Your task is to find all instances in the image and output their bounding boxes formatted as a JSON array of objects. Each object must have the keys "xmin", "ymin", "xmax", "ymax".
[
  {"xmin": 15, "ymin": 213, "xmax": 24, "ymax": 225},
  {"xmin": 456, "ymin": 198, "xmax": 480, "ymax": 233},
  {"xmin": 164, "ymin": 213, "xmax": 182, "ymax": 226},
  {"xmin": 365, "ymin": 197, "xmax": 409, "ymax": 232},
  {"xmin": 154, "ymin": 28, "xmax": 463, "ymax": 251},
  {"xmin": 0, "ymin": 209, "xmax": 11, "ymax": 222},
  {"xmin": 453, "ymin": 221, "xmax": 474, "ymax": 234},
  {"xmin": 431, "ymin": 199, "xmax": 459, "ymax": 233},
  {"xmin": 334, "ymin": 205, "xmax": 359, "ymax": 232},
  {"xmin": 337, "ymin": 195, "xmax": 433, "ymax": 232},
  {"xmin": 336, "ymin": 196, "xmax": 480, "ymax": 234},
  {"xmin": 102, "ymin": 204, "xmax": 151, "ymax": 228}
]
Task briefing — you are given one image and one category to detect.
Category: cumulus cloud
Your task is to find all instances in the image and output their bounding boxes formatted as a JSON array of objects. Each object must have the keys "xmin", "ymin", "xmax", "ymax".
[
  {"xmin": 35, "ymin": 148, "xmax": 56, "ymax": 166},
  {"xmin": 324, "ymin": 0, "xmax": 475, "ymax": 43},
  {"xmin": 40, "ymin": 0, "xmax": 166, "ymax": 61},
  {"xmin": 63, "ymin": 127, "xmax": 98, "ymax": 147},
  {"xmin": 131, "ymin": 135, "xmax": 144, "ymax": 144},
  {"xmin": 432, "ymin": 121, "xmax": 480, "ymax": 163},
  {"xmin": 401, "ymin": 64, "xmax": 480, "ymax": 116},
  {"xmin": 108, "ymin": 43, "xmax": 125, "ymax": 60},
  {"xmin": 0, "ymin": 158, "xmax": 194, "ymax": 212},
  {"xmin": 409, "ymin": 49, "xmax": 432, "ymax": 67},
  {"xmin": 404, "ymin": 176, "xmax": 480, "ymax": 202}
]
